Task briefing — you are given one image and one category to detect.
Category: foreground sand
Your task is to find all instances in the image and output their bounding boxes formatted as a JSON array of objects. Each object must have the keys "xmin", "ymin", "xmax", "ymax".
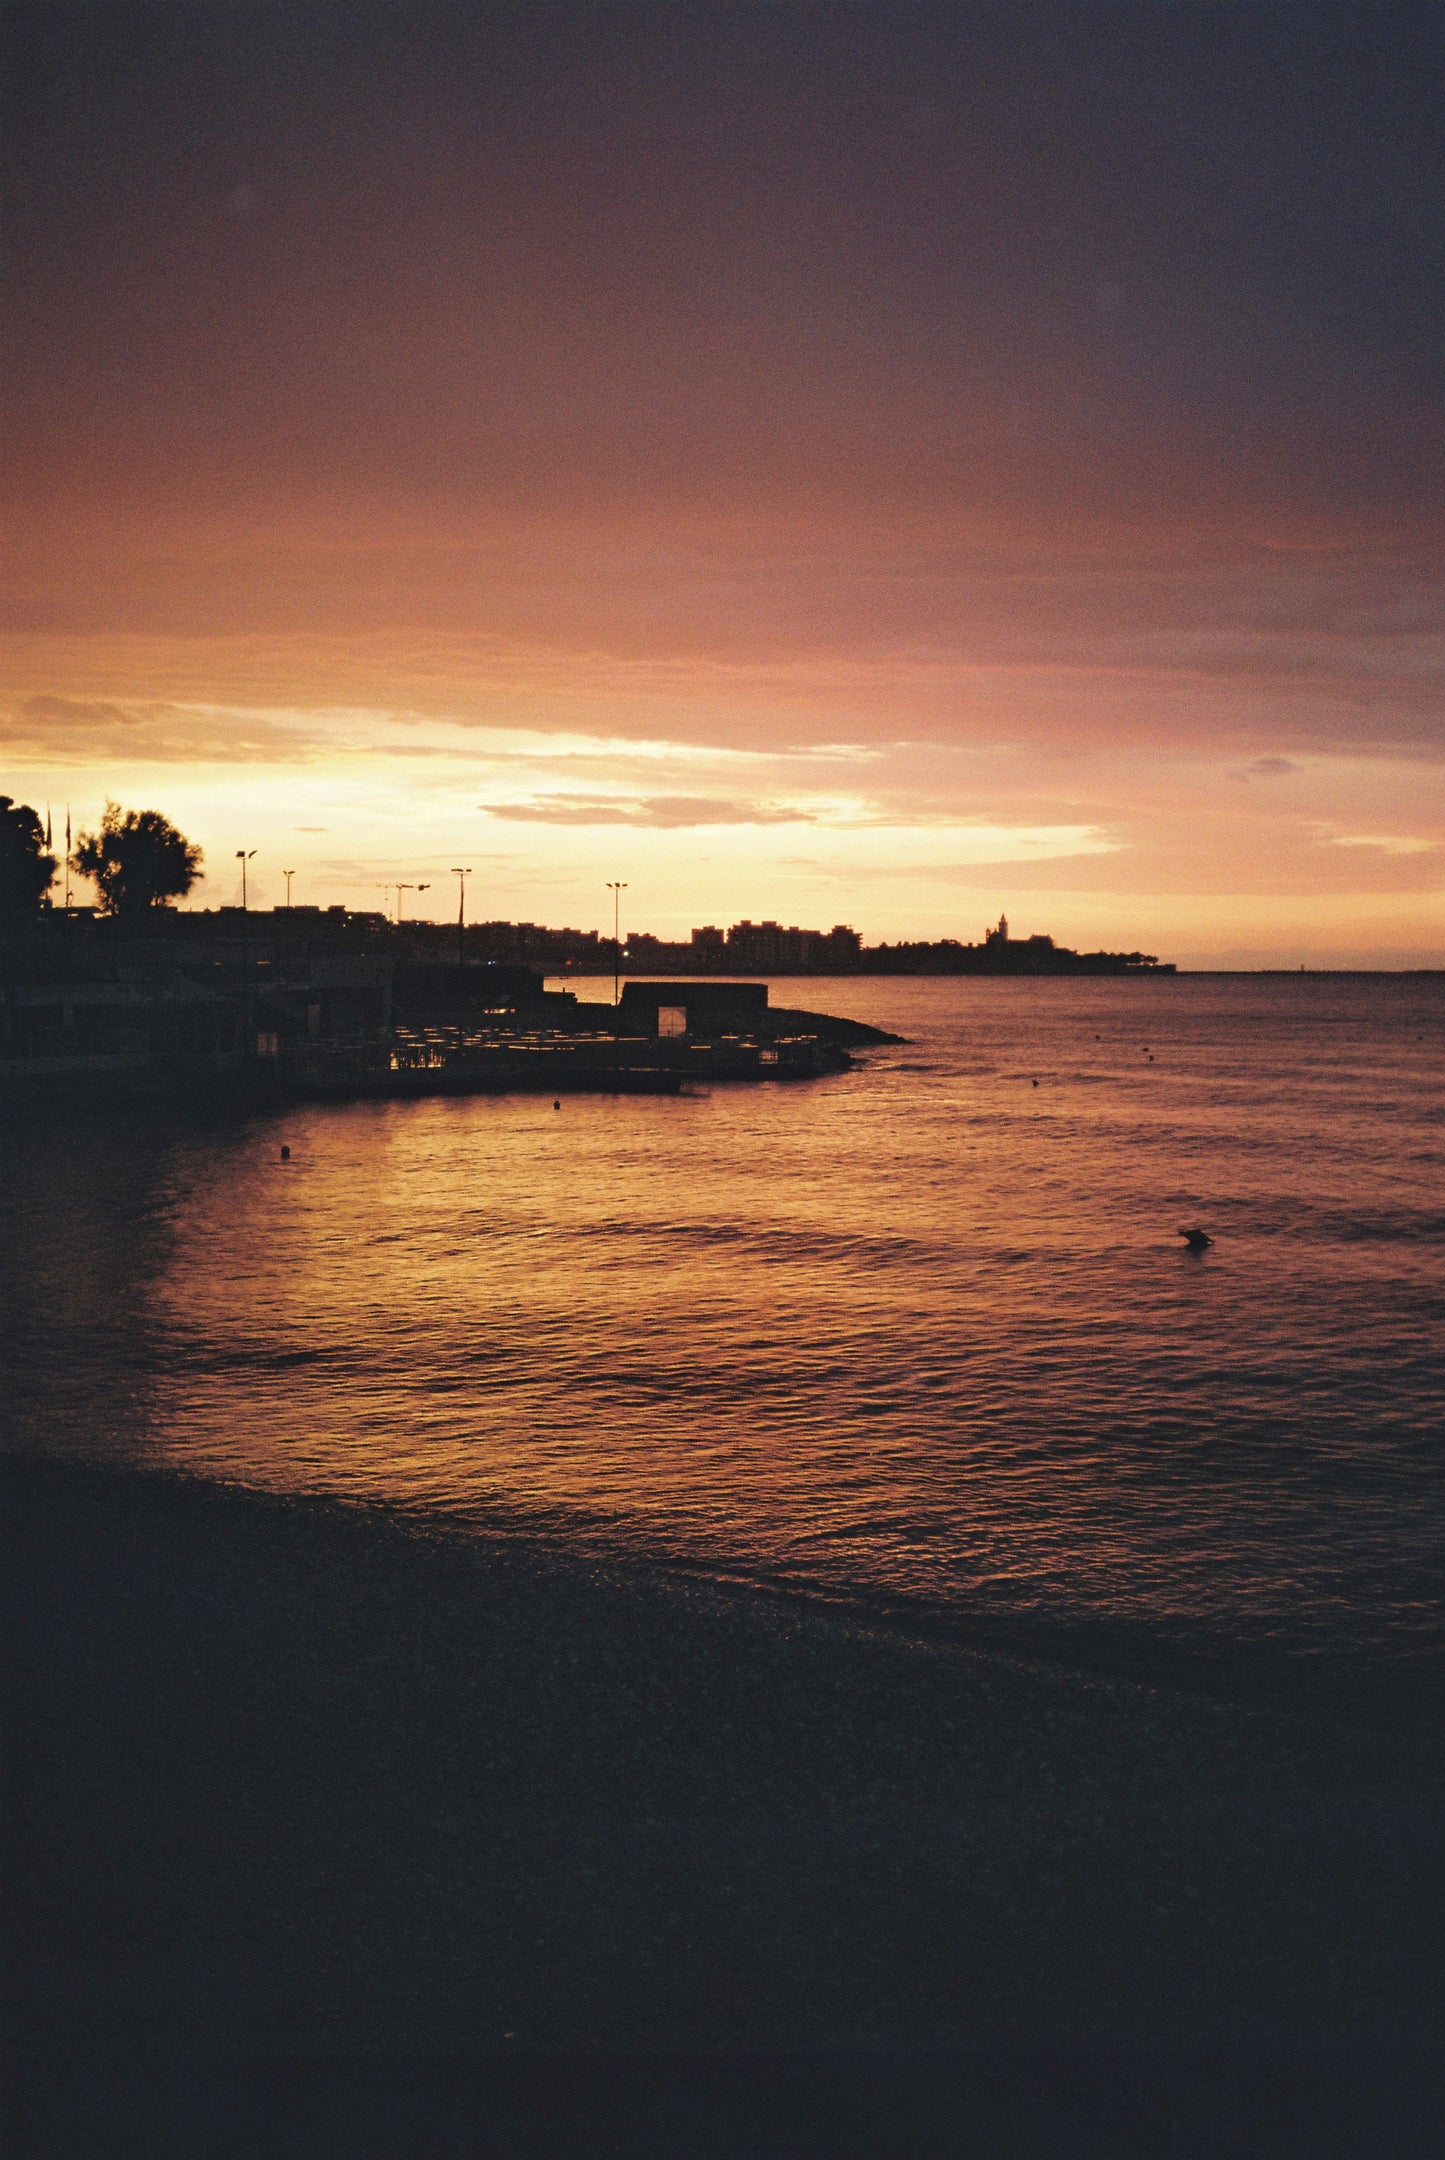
[{"xmin": 5, "ymin": 1457, "xmax": 1443, "ymax": 2152}]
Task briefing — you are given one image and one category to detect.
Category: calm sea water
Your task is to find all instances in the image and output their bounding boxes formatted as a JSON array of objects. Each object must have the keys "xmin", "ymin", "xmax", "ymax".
[{"xmin": 5, "ymin": 974, "xmax": 1443, "ymax": 1692}]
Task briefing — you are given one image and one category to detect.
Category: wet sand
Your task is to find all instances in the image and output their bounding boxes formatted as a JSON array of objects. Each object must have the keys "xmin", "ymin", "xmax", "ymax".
[{"xmin": 5, "ymin": 1457, "xmax": 1443, "ymax": 2154}]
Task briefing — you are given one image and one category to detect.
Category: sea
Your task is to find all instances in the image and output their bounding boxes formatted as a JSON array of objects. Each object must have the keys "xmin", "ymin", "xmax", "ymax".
[{"xmin": 5, "ymin": 973, "xmax": 1443, "ymax": 1702}]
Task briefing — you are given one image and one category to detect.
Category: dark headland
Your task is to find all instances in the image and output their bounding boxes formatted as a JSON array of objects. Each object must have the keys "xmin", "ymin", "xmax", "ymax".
[{"xmin": 5, "ymin": 1457, "xmax": 1442, "ymax": 2156}]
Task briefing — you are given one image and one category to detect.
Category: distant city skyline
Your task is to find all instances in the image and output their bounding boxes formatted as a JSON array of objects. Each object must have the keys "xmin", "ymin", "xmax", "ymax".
[{"xmin": 24, "ymin": 806, "xmax": 1440, "ymax": 970}]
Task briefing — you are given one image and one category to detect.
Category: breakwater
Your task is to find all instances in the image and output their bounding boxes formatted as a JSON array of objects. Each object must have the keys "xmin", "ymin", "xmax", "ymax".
[{"xmin": 1, "ymin": 955, "xmax": 900, "ymax": 1117}]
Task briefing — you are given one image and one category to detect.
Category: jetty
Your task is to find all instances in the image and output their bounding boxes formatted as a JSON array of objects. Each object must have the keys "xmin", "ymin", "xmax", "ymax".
[{"xmin": 0, "ymin": 928, "xmax": 900, "ymax": 1117}]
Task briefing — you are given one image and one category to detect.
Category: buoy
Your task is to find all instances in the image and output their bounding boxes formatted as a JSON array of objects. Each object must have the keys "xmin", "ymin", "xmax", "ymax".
[
  {"xmin": 1031, "ymin": 1078, "xmax": 1039, "ymax": 1088},
  {"xmin": 553, "ymin": 1100, "xmax": 561, "ymax": 1110},
  {"xmin": 280, "ymin": 1145, "xmax": 290, "ymax": 1160}
]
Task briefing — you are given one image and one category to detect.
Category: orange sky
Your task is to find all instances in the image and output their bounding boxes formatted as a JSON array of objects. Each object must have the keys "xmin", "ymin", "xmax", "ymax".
[{"xmin": 4, "ymin": 2, "xmax": 1442, "ymax": 962}]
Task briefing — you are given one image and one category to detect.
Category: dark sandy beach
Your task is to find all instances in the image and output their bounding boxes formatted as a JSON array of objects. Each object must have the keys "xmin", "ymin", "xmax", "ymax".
[{"xmin": 5, "ymin": 1457, "xmax": 1443, "ymax": 2156}]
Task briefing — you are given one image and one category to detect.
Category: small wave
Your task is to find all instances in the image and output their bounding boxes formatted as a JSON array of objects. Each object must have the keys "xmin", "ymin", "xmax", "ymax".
[{"xmin": 564, "ymin": 1215, "xmax": 953, "ymax": 1271}]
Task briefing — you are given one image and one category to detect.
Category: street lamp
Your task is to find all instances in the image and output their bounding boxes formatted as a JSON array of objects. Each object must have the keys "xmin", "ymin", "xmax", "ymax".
[
  {"xmin": 282, "ymin": 868, "xmax": 295, "ymax": 908},
  {"xmin": 235, "ymin": 850, "xmax": 258, "ymax": 1053},
  {"xmin": 451, "ymin": 868, "xmax": 472, "ymax": 971},
  {"xmin": 450, "ymin": 868, "xmax": 473, "ymax": 1051},
  {"xmin": 606, "ymin": 880, "xmax": 628, "ymax": 1007}
]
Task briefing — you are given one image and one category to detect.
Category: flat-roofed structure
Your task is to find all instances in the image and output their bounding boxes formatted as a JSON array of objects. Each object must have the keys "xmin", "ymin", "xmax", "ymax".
[{"xmin": 617, "ymin": 980, "xmax": 769, "ymax": 1035}]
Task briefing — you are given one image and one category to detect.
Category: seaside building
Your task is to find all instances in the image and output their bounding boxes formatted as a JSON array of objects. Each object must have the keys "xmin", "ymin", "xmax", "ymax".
[
  {"xmin": 0, "ymin": 975, "xmax": 245, "ymax": 1083},
  {"xmin": 0, "ymin": 914, "xmax": 394, "ymax": 1108},
  {"xmin": 617, "ymin": 979, "xmax": 770, "ymax": 1035},
  {"xmin": 724, "ymin": 921, "xmax": 862, "ymax": 970},
  {"xmin": 611, "ymin": 921, "xmax": 865, "ymax": 975}
]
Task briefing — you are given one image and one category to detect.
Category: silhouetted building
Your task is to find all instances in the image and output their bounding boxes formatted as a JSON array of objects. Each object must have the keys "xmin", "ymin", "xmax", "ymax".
[
  {"xmin": 724, "ymin": 921, "xmax": 861, "ymax": 970},
  {"xmin": 618, "ymin": 980, "xmax": 770, "ymax": 1035},
  {"xmin": 1, "ymin": 977, "xmax": 243, "ymax": 1068},
  {"xmin": 624, "ymin": 932, "xmax": 695, "ymax": 971}
]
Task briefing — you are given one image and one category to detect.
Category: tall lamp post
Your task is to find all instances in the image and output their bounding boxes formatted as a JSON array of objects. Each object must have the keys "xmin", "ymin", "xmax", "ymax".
[
  {"xmin": 451, "ymin": 868, "xmax": 472, "ymax": 967},
  {"xmin": 451, "ymin": 868, "xmax": 472, "ymax": 1051},
  {"xmin": 282, "ymin": 868, "xmax": 295, "ymax": 909},
  {"xmin": 606, "ymin": 880, "xmax": 628, "ymax": 1007},
  {"xmin": 236, "ymin": 849, "xmax": 257, "ymax": 1058}
]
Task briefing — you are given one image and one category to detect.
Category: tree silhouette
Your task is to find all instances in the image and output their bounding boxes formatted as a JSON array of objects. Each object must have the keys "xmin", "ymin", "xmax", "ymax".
[
  {"xmin": 72, "ymin": 802, "xmax": 203, "ymax": 916},
  {"xmin": 0, "ymin": 796, "xmax": 57, "ymax": 923}
]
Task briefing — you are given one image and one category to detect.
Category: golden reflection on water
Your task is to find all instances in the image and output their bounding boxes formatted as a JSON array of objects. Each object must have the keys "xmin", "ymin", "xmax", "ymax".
[{"xmin": 6, "ymin": 974, "xmax": 1443, "ymax": 1670}]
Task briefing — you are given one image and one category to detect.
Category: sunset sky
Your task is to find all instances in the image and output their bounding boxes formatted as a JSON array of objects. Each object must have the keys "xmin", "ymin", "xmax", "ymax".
[{"xmin": 4, "ymin": 1, "xmax": 1442, "ymax": 964}]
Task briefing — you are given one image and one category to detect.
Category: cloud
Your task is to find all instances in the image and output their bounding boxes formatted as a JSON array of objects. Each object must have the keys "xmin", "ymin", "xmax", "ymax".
[
  {"xmin": 15, "ymin": 695, "xmax": 140, "ymax": 733},
  {"xmin": 7, "ymin": 533, "xmax": 1445, "ymax": 771},
  {"xmin": 1244, "ymin": 756, "xmax": 1300, "ymax": 778},
  {"xmin": 483, "ymin": 794, "xmax": 816, "ymax": 828},
  {"xmin": 2, "ymin": 694, "xmax": 321, "ymax": 764},
  {"xmin": 1326, "ymin": 833, "xmax": 1441, "ymax": 855}
]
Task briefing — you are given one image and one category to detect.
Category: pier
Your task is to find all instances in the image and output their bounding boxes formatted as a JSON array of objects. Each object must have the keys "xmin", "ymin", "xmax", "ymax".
[{"xmin": 0, "ymin": 928, "xmax": 899, "ymax": 1117}]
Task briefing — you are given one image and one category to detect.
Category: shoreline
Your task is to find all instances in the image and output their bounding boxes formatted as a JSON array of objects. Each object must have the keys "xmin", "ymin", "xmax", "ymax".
[
  {"xmin": 6, "ymin": 1452, "xmax": 1444, "ymax": 2144},
  {"xmin": 11, "ymin": 1449, "xmax": 1437, "ymax": 1726}
]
